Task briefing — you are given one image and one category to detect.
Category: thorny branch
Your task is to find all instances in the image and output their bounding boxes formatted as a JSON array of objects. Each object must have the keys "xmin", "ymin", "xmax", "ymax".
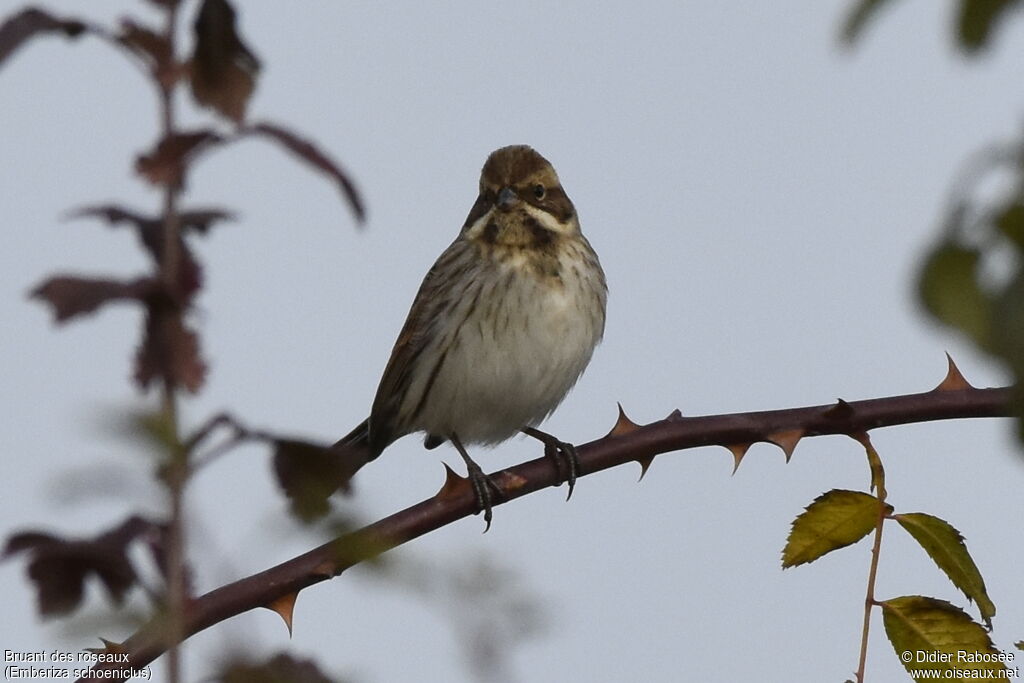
[{"xmin": 78, "ymin": 380, "xmax": 1012, "ymax": 682}]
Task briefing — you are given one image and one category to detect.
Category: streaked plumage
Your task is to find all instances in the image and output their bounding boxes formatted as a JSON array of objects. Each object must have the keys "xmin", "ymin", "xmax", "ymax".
[{"xmin": 337, "ymin": 145, "xmax": 607, "ymax": 525}]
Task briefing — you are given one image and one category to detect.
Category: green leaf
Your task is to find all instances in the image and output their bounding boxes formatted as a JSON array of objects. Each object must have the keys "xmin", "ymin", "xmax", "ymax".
[
  {"xmin": 895, "ymin": 513, "xmax": 995, "ymax": 628},
  {"xmin": 991, "ymin": 274, "xmax": 1024, "ymax": 443},
  {"xmin": 956, "ymin": 0, "xmax": 1020, "ymax": 53},
  {"xmin": 782, "ymin": 489, "xmax": 886, "ymax": 568},
  {"xmin": 993, "ymin": 271, "xmax": 1024, "ymax": 368},
  {"xmin": 840, "ymin": 0, "xmax": 899, "ymax": 44},
  {"xmin": 881, "ymin": 596, "xmax": 1008, "ymax": 680},
  {"xmin": 917, "ymin": 241, "xmax": 992, "ymax": 348},
  {"xmin": 272, "ymin": 439, "xmax": 348, "ymax": 522},
  {"xmin": 995, "ymin": 202, "xmax": 1024, "ymax": 249}
]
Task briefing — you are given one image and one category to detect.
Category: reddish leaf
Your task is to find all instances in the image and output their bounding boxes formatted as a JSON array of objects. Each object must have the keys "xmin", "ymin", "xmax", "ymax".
[
  {"xmin": 68, "ymin": 204, "xmax": 235, "ymax": 239},
  {"xmin": 272, "ymin": 439, "xmax": 351, "ymax": 522},
  {"xmin": 3, "ymin": 516, "xmax": 162, "ymax": 617},
  {"xmin": 189, "ymin": 0, "xmax": 260, "ymax": 123},
  {"xmin": 135, "ymin": 309, "xmax": 207, "ymax": 393},
  {"xmin": 0, "ymin": 8, "xmax": 87, "ymax": 68},
  {"xmin": 117, "ymin": 20, "xmax": 169, "ymax": 67},
  {"xmin": 67, "ymin": 204, "xmax": 151, "ymax": 230},
  {"xmin": 179, "ymin": 208, "xmax": 237, "ymax": 233},
  {"xmin": 136, "ymin": 130, "xmax": 222, "ymax": 188},
  {"xmin": 219, "ymin": 653, "xmax": 340, "ymax": 683},
  {"xmin": 31, "ymin": 276, "xmax": 156, "ymax": 323},
  {"xmin": 68, "ymin": 204, "xmax": 234, "ymax": 299},
  {"xmin": 117, "ymin": 19, "xmax": 172, "ymax": 84},
  {"xmin": 243, "ymin": 122, "xmax": 366, "ymax": 223}
]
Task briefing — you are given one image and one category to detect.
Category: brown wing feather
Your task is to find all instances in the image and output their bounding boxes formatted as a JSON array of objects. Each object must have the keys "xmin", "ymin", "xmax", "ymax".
[{"xmin": 366, "ymin": 238, "xmax": 475, "ymax": 454}]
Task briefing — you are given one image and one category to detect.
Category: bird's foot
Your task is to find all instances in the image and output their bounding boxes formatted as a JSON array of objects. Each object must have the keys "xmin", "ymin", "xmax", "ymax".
[
  {"xmin": 451, "ymin": 433, "xmax": 504, "ymax": 532},
  {"xmin": 522, "ymin": 427, "xmax": 580, "ymax": 500},
  {"xmin": 463, "ymin": 458, "xmax": 504, "ymax": 532}
]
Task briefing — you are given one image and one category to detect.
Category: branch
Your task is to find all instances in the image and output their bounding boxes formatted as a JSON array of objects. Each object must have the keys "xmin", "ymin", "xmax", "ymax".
[{"xmin": 78, "ymin": 380, "xmax": 1012, "ymax": 682}]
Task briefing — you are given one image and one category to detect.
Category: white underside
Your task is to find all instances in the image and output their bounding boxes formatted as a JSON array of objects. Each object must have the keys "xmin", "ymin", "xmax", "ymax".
[{"xmin": 404, "ymin": 244, "xmax": 604, "ymax": 445}]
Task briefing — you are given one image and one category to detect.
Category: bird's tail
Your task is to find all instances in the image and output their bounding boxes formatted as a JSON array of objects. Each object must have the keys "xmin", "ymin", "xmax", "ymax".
[{"xmin": 331, "ymin": 418, "xmax": 375, "ymax": 484}]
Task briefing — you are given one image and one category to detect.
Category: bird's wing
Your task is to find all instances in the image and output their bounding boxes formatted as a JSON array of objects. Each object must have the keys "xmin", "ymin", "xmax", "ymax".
[{"xmin": 367, "ymin": 237, "xmax": 475, "ymax": 453}]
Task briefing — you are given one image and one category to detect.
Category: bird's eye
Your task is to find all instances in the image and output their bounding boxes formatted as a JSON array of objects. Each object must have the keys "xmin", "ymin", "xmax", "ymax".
[{"xmin": 532, "ymin": 184, "xmax": 546, "ymax": 200}]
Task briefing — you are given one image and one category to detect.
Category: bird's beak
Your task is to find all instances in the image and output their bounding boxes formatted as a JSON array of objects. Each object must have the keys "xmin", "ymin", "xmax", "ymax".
[{"xmin": 497, "ymin": 187, "xmax": 518, "ymax": 210}]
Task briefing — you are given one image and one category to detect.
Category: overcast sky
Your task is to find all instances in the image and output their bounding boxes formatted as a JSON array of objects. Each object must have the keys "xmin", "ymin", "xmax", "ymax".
[{"xmin": 3, "ymin": 2, "xmax": 1024, "ymax": 681}]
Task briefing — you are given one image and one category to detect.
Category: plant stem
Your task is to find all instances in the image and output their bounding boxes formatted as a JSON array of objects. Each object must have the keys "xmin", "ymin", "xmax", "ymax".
[
  {"xmin": 854, "ymin": 433, "xmax": 888, "ymax": 683},
  {"xmin": 158, "ymin": 4, "xmax": 185, "ymax": 683}
]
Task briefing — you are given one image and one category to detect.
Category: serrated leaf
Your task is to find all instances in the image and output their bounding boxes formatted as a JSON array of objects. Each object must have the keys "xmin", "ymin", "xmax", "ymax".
[
  {"xmin": 782, "ymin": 489, "xmax": 886, "ymax": 568},
  {"xmin": 895, "ymin": 513, "xmax": 995, "ymax": 628},
  {"xmin": 918, "ymin": 241, "xmax": 992, "ymax": 349},
  {"xmin": 881, "ymin": 596, "xmax": 1007, "ymax": 680}
]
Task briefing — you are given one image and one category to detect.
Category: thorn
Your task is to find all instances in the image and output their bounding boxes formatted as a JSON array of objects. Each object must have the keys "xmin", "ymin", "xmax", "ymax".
[
  {"xmin": 665, "ymin": 408, "xmax": 684, "ymax": 421},
  {"xmin": 265, "ymin": 592, "xmax": 298, "ymax": 636},
  {"xmin": 823, "ymin": 398, "xmax": 854, "ymax": 421},
  {"xmin": 637, "ymin": 455, "xmax": 655, "ymax": 481},
  {"xmin": 726, "ymin": 443, "xmax": 751, "ymax": 474},
  {"xmin": 84, "ymin": 638, "xmax": 126, "ymax": 655},
  {"xmin": 436, "ymin": 462, "xmax": 466, "ymax": 500},
  {"xmin": 934, "ymin": 352, "xmax": 974, "ymax": 391},
  {"xmin": 767, "ymin": 428, "xmax": 804, "ymax": 462},
  {"xmin": 605, "ymin": 403, "xmax": 641, "ymax": 438}
]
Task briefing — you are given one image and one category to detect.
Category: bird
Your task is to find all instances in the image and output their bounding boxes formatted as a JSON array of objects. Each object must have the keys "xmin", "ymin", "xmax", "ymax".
[{"xmin": 335, "ymin": 145, "xmax": 607, "ymax": 528}]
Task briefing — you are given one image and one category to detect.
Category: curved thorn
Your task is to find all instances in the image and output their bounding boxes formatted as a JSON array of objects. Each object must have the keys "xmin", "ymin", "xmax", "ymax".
[
  {"xmin": 727, "ymin": 443, "xmax": 752, "ymax": 474},
  {"xmin": 637, "ymin": 455, "xmax": 655, "ymax": 481},
  {"xmin": 767, "ymin": 428, "xmax": 805, "ymax": 462},
  {"xmin": 605, "ymin": 402, "xmax": 641, "ymax": 438},
  {"xmin": 934, "ymin": 352, "xmax": 974, "ymax": 391},
  {"xmin": 265, "ymin": 591, "xmax": 298, "ymax": 636},
  {"xmin": 435, "ymin": 462, "xmax": 465, "ymax": 500}
]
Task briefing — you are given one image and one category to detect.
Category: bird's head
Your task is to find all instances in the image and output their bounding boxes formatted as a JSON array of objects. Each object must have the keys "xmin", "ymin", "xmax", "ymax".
[{"xmin": 463, "ymin": 145, "xmax": 579, "ymax": 246}]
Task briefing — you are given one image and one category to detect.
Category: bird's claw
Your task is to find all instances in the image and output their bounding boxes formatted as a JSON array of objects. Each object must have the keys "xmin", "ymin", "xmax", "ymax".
[
  {"xmin": 464, "ymin": 459, "xmax": 504, "ymax": 532},
  {"xmin": 523, "ymin": 428, "xmax": 580, "ymax": 500}
]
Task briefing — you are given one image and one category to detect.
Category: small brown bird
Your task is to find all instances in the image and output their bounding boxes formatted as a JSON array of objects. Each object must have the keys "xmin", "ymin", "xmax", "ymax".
[{"xmin": 337, "ymin": 145, "xmax": 607, "ymax": 528}]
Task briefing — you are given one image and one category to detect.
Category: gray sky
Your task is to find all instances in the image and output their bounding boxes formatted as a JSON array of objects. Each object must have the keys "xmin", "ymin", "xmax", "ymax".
[{"xmin": 3, "ymin": 1, "xmax": 1023, "ymax": 681}]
